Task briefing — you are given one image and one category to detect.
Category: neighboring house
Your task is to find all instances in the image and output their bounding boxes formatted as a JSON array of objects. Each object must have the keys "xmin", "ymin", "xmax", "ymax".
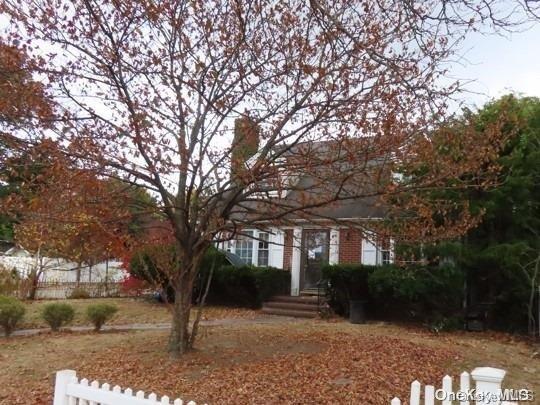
[
  {"xmin": 0, "ymin": 246, "xmax": 124, "ymax": 283},
  {"xmin": 220, "ymin": 125, "xmax": 395, "ymax": 297}
]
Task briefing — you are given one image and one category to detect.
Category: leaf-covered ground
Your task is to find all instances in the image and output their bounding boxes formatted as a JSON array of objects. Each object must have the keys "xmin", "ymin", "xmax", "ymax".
[{"xmin": 2, "ymin": 317, "xmax": 539, "ymax": 405}]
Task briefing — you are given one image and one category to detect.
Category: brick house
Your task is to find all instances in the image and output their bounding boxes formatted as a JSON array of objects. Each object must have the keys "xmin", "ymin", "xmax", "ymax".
[
  {"xmin": 221, "ymin": 221, "xmax": 394, "ymax": 297},
  {"xmin": 220, "ymin": 122, "xmax": 395, "ymax": 297}
]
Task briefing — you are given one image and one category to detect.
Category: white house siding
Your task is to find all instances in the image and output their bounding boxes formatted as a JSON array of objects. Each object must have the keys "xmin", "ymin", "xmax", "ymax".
[
  {"xmin": 268, "ymin": 228, "xmax": 285, "ymax": 268},
  {"xmin": 0, "ymin": 255, "xmax": 125, "ymax": 283}
]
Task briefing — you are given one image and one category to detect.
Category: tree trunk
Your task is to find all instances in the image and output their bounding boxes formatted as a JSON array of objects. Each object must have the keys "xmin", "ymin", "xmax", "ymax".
[
  {"xmin": 28, "ymin": 270, "xmax": 38, "ymax": 300},
  {"xmin": 168, "ymin": 282, "xmax": 193, "ymax": 356},
  {"xmin": 166, "ymin": 244, "xmax": 208, "ymax": 356},
  {"xmin": 75, "ymin": 262, "xmax": 81, "ymax": 287},
  {"xmin": 190, "ymin": 259, "xmax": 216, "ymax": 349}
]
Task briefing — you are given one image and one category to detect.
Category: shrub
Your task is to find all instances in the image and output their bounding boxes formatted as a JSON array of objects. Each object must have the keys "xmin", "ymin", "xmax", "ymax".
[
  {"xmin": 0, "ymin": 295, "xmax": 25, "ymax": 336},
  {"xmin": 201, "ymin": 265, "xmax": 290, "ymax": 308},
  {"xmin": 68, "ymin": 288, "xmax": 90, "ymax": 299},
  {"xmin": 321, "ymin": 264, "xmax": 374, "ymax": 316},
  {"xmin": 0, "ymin": 266, "xmax": 22, "ymax": 297},
  {"xmin": 86, "ymin": 303, "xmax": 118, "ymax": 331},
  {"xmin": 252, "ymin": 267, "xmax": 290, "ymax": 304},
  {"xmin": 41, "ymin": 303, "xmax": 75, "ymax": 331},
  {"xmin": 322, "ymin": 263, "xmax": 465, "ymax": 324},
  {"xmin": 120, "ymin": 275, "xmax": 149, "ymax": 297},
  {"xmin": 130, "ymin": 245, "xmax": 229, "ymax": 301},
  {"xmin": 426, "ymin": 315, "xmax": 464, "ymax": 334},
  {"xmin": 368, "ymin": 263, "xmax": 465, "ymax": 320}
]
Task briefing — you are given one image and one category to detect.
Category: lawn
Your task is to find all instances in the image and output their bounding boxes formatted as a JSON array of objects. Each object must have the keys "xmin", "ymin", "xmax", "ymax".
[
  {"xmin": 17, "ymin": 297, "xmax": 258, "ymax": 329},
  {"xmin": 1, "ymin": 315, "xmax": 539, "ymax": 405}
]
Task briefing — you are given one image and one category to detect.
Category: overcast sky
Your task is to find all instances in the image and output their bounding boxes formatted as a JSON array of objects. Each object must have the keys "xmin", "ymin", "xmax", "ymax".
[{"xmin": 450, "ymin": 21, "xmax": 540, "ymax": 110}]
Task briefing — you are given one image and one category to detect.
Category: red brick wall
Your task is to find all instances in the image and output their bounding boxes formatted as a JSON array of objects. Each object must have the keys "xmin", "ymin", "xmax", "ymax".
[
  {"xmin": 283, "ymin": 229, "xmax": 293, "ymax": 270},
  {"xmin": 338, "ymin": 228, "xmax": 362, "ymax": 264}
]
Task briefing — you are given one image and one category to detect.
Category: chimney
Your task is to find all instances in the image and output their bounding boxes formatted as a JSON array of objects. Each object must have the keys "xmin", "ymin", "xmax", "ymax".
[{"xmin": 231, "ymin": 115, "xmax": 260, "ymax": 183}]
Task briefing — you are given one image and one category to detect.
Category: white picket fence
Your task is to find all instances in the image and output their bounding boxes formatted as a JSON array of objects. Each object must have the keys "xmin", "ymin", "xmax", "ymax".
[
  {"xmin": 53, "ymin": 370, "xmax": 202, "ymax": 405},
  {"xmin": 391, "ymin": 367, "xmax": 519, "ymax": 405}
]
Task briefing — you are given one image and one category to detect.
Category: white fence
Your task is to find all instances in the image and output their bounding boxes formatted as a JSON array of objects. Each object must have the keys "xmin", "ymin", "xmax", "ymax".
[
  {"xmin": 35, "ymin": 282, "xmax": 123, "ymax": 299},
  {"xmin": 54, "ymin": 370, "xmax": 201, "ymax": 405},
  {"xmin": 391, "ymin": 367, "xmax": 519, "ymax": 405}
]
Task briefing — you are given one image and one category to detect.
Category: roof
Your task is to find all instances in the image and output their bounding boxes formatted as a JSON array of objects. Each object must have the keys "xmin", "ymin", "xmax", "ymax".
[{"xmin": 232, "ymin": 140, "xmax": 392, "ymax": 223}]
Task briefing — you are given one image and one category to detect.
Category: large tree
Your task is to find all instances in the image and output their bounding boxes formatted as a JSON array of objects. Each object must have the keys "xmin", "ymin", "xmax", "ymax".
[
  {"xmin": 0, "ymin": 43, "xmax": 53, "ymax": 241},
  {"xmin": 450, "ymin": 96, "xmax": 540, "ymax": 335},
  {"xmin": 0, "ymin": 1, "xmax": 536, "ymax": 355},
  {"xmin": 2, "ymin": 140, "xmax": 132, "ymax": 298}
]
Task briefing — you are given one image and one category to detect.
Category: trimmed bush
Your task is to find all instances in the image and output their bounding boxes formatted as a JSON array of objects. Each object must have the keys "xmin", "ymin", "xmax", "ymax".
[
  {"xmin": 368, "ymin": 263, "xmax": 465, "ymax": 319},
  {"xmin": 0, "ymin": 295, "xmax": 25, "ymax": 337},
  {"xmin": 86, "ymin": 303, "xmax": 118, "ymax": 331},
  {"xmin": 68, "ymin": 288, "xmax": 90, "ymax": 299},
  {"xmin": 322, "ymin": 263, "xmax": 465, "ymax": 325},
  {"xmin": 322, "ymin": 264, "xmax": 374, "ymax": 316},
  {"xmin": 252, "ymin": 266, "xmax": 291, "ymax": 304},
  {"xmin": 41, "ymin": 303, "xmax": 75, "ymax": 331},
  {"xmin": 201, "ymin": 265, "xmax": 290, "ymax": 308}
]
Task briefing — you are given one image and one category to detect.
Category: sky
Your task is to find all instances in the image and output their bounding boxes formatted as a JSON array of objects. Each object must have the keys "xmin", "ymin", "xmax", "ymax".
[{"xmin": 450, "ymin": 21, "xmax": 540, "ymax": 110}]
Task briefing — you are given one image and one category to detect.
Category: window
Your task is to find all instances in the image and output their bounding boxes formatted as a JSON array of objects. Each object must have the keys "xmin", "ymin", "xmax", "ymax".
[
  {"xmin": 379, "ymin": 237, "xmax": 392, "ymax": 265},
  {"xmin": 257, "ymin": 232, "xmax": 269, "ymax": 266},
  {"xmin": 235, "ymin": 231, "xmax": 254, "ymax": 264}
]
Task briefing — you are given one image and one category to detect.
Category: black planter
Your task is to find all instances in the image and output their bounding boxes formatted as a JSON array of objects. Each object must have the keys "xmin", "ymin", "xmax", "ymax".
[{"xmin": 349, "ymin": 300, "xmax": 366, "ymax": 324}]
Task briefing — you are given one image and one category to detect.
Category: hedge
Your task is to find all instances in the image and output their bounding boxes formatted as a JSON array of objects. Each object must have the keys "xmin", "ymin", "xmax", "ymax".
[
  {"xmin": 199, "ymin": 265, "xmax": 290, "ymax": 308},
  {"xmin": 321, "ymin": 264, "xmax": 374, "ymax": 316},
  {"xmin": 322, "ymin": 263, "xmax": 465, "ymax": 326}
]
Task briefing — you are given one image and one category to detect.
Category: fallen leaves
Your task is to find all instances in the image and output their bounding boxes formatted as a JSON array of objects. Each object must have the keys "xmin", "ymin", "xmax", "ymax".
[{"xmin": 0, "ymin": 321, "xmax": 458, "ymax": 405}]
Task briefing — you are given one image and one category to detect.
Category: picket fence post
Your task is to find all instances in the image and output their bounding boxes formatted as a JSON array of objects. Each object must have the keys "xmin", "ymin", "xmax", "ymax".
[
  {"xmin": 54, "ymin": 369, "xmax": 200, "ymax": 405},
  {"xmin": 471, "ymin": 367, "xmax": 506, "ymax": 405},
  {"xmin": 53, "ymin": 370, "xmax": 77, "ymax": 405},
  {"xmin": 390, "ymin": 367, "xmax": 513, "ymax": 405}
]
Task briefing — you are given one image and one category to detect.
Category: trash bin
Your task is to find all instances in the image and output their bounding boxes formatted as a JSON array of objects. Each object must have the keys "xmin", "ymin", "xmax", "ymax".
[{"xmin": 349, "ymin": 300, "xmax": 366, "ymax": 324}]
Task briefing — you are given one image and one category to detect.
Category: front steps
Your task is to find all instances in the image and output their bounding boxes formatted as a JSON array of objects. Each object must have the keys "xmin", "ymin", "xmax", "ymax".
[{"xmin": 262, "ymin": 293, "xmax": 325, "ymax": 318}]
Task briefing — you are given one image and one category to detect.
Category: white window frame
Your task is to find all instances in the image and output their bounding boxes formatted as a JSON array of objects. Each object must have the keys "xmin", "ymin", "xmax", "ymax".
[
  {"xmin": 257, "ymin": 232, "xmax": 270, "ymax": 266},
  {"xmin": 228, "ymin": 229, "xmax": 270, "ymax": 266}
]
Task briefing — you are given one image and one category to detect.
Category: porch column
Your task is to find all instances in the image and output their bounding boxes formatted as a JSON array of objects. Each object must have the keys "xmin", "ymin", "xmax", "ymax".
[
  {"xmin": 329, "ymin": 227, "xmax": 340, "ymax": 265},
  {"xmin": 290, "ymin": 227, "xmax": 302, "ymax": 296}
]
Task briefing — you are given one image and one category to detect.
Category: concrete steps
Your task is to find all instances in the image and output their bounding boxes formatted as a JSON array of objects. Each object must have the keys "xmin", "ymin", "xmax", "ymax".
[
  {"xmin": 300, "ymin": 288, "xmax": 322, "ymax": 297},
  {"xmin": 261, "ymin": 306, "xmax": 319, "ymax": 318},
  {"xmin": 262, "ymin": 292, "xmax": 326, "ymax": 318}
]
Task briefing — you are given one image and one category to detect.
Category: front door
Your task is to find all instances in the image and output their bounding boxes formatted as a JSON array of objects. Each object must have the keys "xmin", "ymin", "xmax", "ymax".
[{"xmin": 301, "ymin": 229, "xmax": 330, "ymax": 289}]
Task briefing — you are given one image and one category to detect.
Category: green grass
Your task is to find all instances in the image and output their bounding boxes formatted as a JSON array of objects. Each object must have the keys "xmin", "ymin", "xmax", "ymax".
[{"xmin": 17, "ymin": 298, "xmax": 259, "ymax": 329}]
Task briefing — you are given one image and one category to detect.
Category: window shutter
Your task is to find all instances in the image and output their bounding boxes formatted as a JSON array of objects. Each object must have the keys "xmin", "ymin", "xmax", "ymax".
[
  {"xmin": 361, "ymin": 234, "xmax": 377, "ymax": 265},
  {"xmin": 268, "ymin": 228, "xmax": 285, "ymax": 269}
]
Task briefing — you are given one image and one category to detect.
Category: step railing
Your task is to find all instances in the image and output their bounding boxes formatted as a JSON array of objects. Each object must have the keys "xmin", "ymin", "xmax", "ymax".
[
  {"xmin": 390, "ymin": 367, "xmax": 520, "ymax": 405},
  {"xmin": 53, "ymin": 370, "xmax": 201, "ymax": 405}
]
